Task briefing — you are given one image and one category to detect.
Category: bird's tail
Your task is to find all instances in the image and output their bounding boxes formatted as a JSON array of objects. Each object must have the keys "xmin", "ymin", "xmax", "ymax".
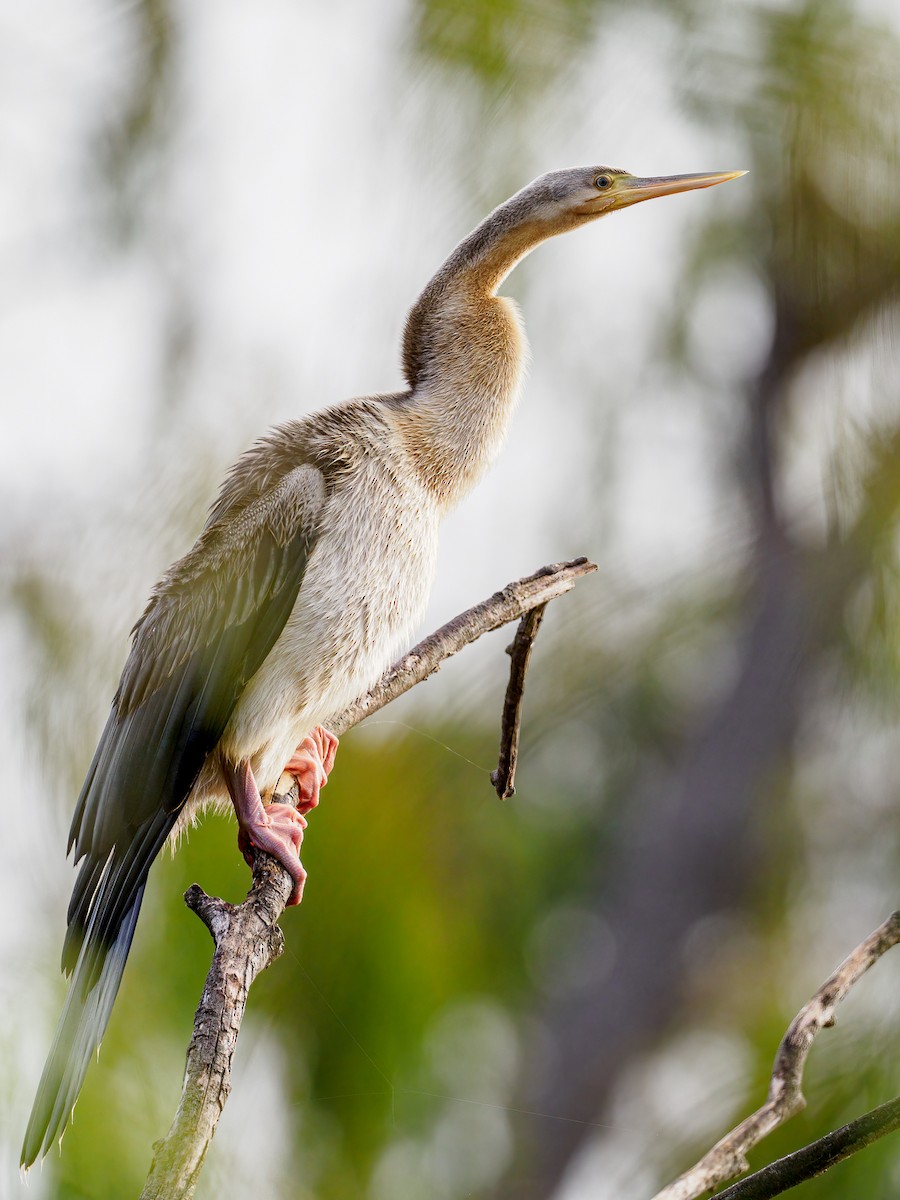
[{"xmin": 21, "ymin": 879, "xmax": 146, "ymax": 1168}]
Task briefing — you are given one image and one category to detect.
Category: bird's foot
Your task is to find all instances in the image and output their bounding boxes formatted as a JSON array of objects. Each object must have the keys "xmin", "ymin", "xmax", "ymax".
[
  {"xmin": 237, "ymin": 803, "xmax": 309, "ymax": 904},
  {"xmin": 226, "ymin": 760, "xmax": 309, "ymax": 905},
  {"xmin": 281, "ymin": 726, "xmax": 339, "ymax": 814}
]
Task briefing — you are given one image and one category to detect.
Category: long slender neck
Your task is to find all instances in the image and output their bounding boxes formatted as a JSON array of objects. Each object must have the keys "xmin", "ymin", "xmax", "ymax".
[{"xmin": 395, "ymin": 199, "xmax": 553, "ymax": 509}]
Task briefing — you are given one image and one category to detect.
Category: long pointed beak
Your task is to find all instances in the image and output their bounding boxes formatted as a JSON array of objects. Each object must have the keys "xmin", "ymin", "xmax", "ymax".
[{"xmin": 617, "ymin": 170, "xmax": 747, "ymax": 208}]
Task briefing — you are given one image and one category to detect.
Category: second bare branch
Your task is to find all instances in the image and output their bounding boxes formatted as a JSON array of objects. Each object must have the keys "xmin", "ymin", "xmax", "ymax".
[{"xmin": 652, "ymin": 910, "xmax": 900, "ymax": 1200}]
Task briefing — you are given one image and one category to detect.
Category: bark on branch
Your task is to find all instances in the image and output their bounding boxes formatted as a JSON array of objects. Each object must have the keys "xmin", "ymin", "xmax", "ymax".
[
  {"xmin": 140, "ymin": 557, "xmax": 596, "ymax": 1198},
  {"xmin": 329, "ymin": 557, "xmax": 594, "ymax": 736},
  {"xmin": 713, "ymin": 1092, "xmax": 900, "ymax": 1199},
  {"xmin": 140, "ymin": 876, "xmax": 290, "ymax": 1199},
  {"xmin": 651, "ymin": 910, "xmax": 900, "ymax": 1200}
]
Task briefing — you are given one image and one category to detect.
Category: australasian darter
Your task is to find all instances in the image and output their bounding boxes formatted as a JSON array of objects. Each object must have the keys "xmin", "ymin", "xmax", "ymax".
[{"xmin": 22, "ymin": 163, "xmax": 744, "ymax": 1166}]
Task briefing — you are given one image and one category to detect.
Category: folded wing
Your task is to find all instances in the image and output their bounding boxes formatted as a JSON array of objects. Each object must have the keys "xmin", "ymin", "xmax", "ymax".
[{"xmin": 23, "ymin": 461, "xmax": 326, "ymax": 1166}]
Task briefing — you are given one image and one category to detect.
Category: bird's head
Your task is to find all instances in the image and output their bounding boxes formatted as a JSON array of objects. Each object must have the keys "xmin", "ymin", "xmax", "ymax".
[
  {"xmin": 516, "ymin": 165, "xmax": 747, "ymax": 232},
  {"xmin": 412, "ymin": 161, "xmax": 747, "ymax": 328}
]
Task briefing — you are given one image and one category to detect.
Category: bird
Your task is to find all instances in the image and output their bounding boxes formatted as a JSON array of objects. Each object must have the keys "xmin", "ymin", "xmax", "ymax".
[{"xmin": 22, "ymin": 163, "xmax": 744, "ymax": 1166}]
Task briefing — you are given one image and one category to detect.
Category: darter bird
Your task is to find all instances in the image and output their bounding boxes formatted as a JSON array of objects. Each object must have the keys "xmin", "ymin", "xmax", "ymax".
[{"xmin": 23, "ymin": 164, "xmax": 744, "ymax": 1165}]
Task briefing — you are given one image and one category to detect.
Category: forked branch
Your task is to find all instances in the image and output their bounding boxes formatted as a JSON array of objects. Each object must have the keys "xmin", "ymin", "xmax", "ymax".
[
  {"xmin": 652, "ymin": 910, "xmax": 900, "ymax": 1200},
  {"xmin": 714, "ymin": 1092, "xmax": 900, "ymax": 1199},
  {"xmin": 331, "ymin": 558, "xmax": 594, "ymax": 735},
  {"xmin": 140, "ymin": 557, "xmax": 596, "ymax": 1199}
]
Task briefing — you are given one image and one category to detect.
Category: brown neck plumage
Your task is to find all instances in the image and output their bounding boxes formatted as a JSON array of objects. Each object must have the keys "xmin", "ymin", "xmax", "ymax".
[{"xmin": 396, "ymin": 197, "xmax": 559, "ymax": 507}]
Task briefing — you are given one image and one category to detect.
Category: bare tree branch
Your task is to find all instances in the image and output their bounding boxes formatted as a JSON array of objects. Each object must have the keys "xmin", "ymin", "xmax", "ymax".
[
  {"xmin": 140, "ymin": 557, "xmax": 596, "ymax": 1198},
  {"xmin": 491, "ymin": 602, "xmax": 547, "ymax": 798},
  {"xmin": 712, "ymin": 1093, "xmax": 900, "ymax": 1199},
  {"xmin": 652, "ymin": 911, "xmax": 900, "ymax": 1200},
  {"xmin": 329, "ymin": 557, "xmax": 595, "ymax": 736},
  {"xmin": 140, "ymin": 871, "xmax": 291, "ymax": 1200}
]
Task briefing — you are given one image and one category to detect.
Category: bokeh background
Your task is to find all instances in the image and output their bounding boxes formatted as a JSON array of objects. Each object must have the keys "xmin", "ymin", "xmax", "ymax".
[{"xmin": 3, "ymin": 1, "xmax": 900, "ymax": 1196}]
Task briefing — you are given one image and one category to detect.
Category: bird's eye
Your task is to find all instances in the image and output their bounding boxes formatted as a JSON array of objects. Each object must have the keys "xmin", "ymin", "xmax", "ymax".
[{"xmin": 595, "ymin": 174, "xmax": 613, "ymax": 190}]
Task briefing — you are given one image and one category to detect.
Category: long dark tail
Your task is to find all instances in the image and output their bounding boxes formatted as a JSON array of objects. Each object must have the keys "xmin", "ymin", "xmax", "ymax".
[
  {"xmin": 22, "ymin": 696, "xmax": 185, "ymax": 1167},
  {"xmin": 21, "ymin": 879, "xmax": 146, "ymax": 1167}
]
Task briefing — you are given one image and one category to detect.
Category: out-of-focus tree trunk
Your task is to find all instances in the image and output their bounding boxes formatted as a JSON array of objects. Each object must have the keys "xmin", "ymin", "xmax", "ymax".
[{"xmin": 494, "ymin": 180, "xmax": 900, "ymax": 1193}]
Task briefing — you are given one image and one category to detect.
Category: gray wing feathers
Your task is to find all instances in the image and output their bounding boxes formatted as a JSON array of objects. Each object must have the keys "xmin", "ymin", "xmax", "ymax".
[
  {"xmin": 23, "ymin": 461, "xmax": 326, "ymax": 1167},
  {"xmin": 117, "ymin": 464, "xmax": 325, "ymax": 719},
  {"xmin": 70, "ymin": 463, "xmax": 326, "ymax": 862}
]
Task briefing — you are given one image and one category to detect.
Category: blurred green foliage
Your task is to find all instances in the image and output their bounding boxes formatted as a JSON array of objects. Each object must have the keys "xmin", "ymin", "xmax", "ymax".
[{"xmin": 413, "ymin": 0, "xmax": 601, "ymax": 93}]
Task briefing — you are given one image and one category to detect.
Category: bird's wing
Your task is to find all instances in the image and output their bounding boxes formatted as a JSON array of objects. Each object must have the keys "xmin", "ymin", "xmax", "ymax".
[
  {"xmin": 67, "ymin": 461, "xmax": 327, "ymax": 956},
  {"xmin": 21, "ymin": 461, "xmax": 327, "ymax": 1169}
]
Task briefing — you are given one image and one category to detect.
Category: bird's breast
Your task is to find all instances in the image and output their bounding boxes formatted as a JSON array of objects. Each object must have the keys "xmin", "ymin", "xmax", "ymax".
[{"xmin": 221, "ymin": 456, "xmax": 441, "ymax": 783}]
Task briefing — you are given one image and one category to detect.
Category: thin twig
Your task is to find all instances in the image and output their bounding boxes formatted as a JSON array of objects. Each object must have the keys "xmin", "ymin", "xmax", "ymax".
[
  {"xmin": 491, "ymin": 603, "xmax": 547, "ymax": 798},
  {"xmin": 141, "ymin": 557, "xmax": 596, "ymax": 1198},
  {"xmin": 713, "ymin": 1093, "xmax": 900, "ymax": 1199},
  {"xmin": 651, "ymin": 910, "xmax": 900, "ymax": 1200}
]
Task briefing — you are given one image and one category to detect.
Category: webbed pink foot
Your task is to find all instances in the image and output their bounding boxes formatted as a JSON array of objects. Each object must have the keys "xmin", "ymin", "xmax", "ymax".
[
  {"xmin": 225, "ymin": 761, "xmax": 309, "ymax": 905},
  {"xmin": 282, "ymin": 726, "xmax": 339, "ymax": 814}
]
